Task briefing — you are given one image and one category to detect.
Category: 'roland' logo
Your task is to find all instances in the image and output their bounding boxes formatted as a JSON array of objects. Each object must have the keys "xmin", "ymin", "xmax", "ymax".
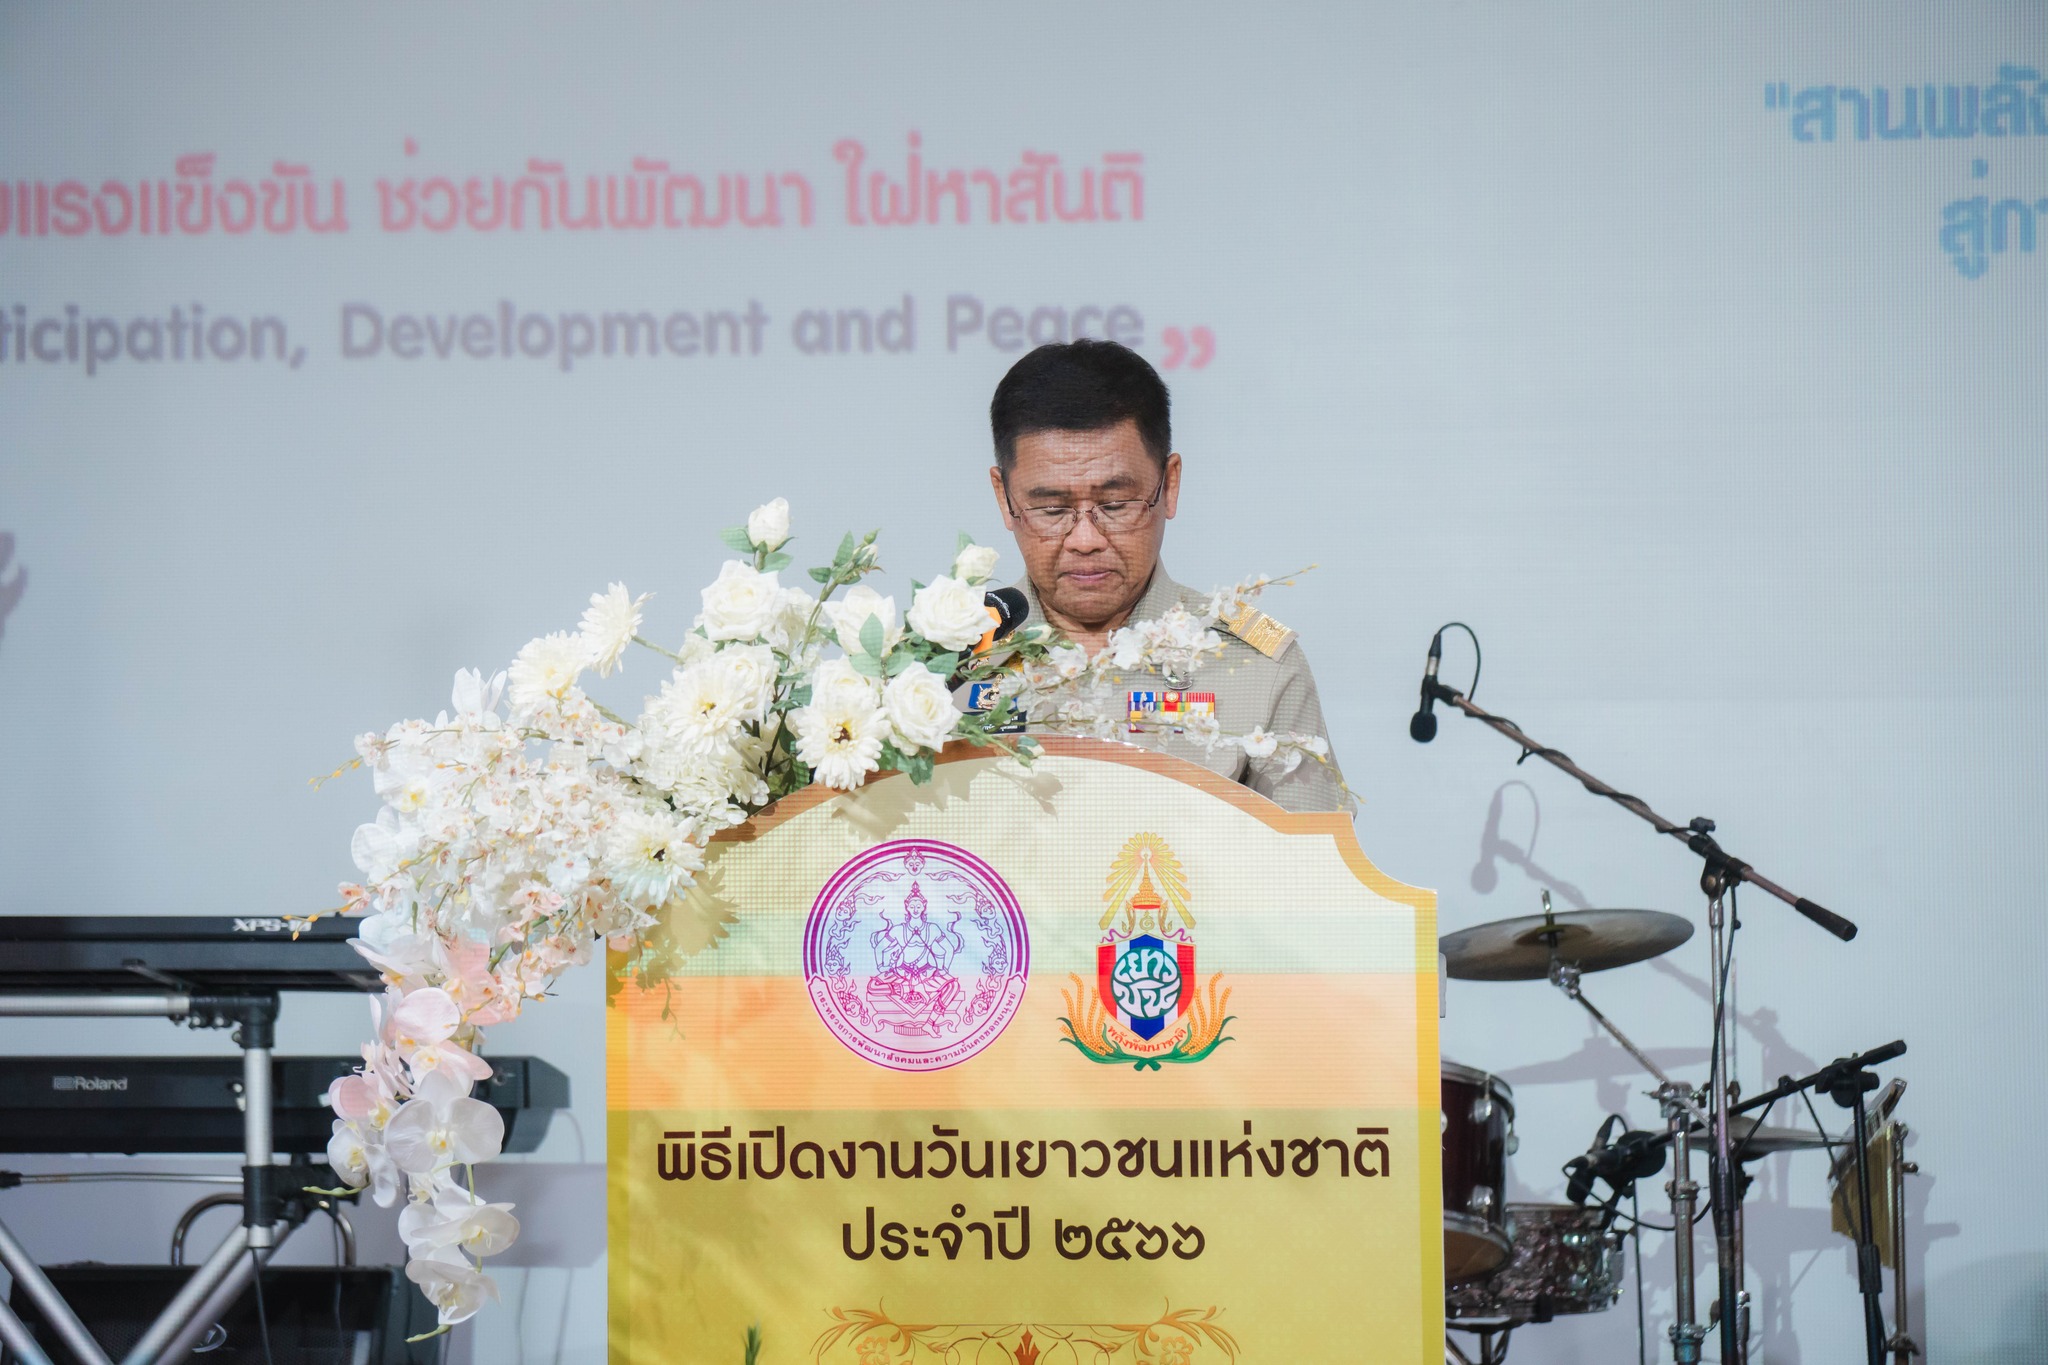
[
  {"xmin": 52, "ymin": 1075, "xmax": 128, "ymax": 1092},
  {"xmin": 232, "ymin": 917, "xmax": 289, "ymax": 934}
]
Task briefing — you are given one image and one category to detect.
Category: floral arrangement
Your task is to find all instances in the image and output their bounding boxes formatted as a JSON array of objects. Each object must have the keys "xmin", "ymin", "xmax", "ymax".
[{"xmin": 313, "ymin": 501, "xmax": 1329, "ymax": 1332}]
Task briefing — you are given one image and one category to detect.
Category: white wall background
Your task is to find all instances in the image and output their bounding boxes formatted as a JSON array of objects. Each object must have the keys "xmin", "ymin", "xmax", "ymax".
[{"xmin": 2, "ymin": 4, "xmax": 2044, "ymax": 1361}]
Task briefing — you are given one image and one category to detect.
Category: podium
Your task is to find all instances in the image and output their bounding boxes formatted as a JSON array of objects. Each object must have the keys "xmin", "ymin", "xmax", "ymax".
[{"xmin": 608, "ymin": 738, "xmax": 1441, "ymax": 1363}]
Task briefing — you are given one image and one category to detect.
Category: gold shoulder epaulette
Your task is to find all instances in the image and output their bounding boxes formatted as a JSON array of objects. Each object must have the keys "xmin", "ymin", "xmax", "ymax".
[{"xmin": 1222, "ymin": 604, "xmax": 1297, "ymax": 659}]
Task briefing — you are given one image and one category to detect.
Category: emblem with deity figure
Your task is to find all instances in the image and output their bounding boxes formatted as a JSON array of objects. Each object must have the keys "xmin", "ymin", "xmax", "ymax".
[{"xmin": 804, "ymin": 839, "xmax": 1029, "ymax": 1071}]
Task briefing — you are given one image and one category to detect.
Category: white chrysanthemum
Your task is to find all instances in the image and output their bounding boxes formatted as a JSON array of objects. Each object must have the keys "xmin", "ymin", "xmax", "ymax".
[
  {"xmin": 883, "ymin": 661, "xmax": 958, "ymax": 752},
  {"xmin": 506, "ymin": 632, "xmax": 588, "ymax": 711},
  {"xmin": 602, "ymin": 807, "xmax": 704, "ymax": 909},
  {"xmin": 577, "ymin": 583, "xmax": 648, "ymax": 678},
  {"xmin": 827, "ymin": 585, "xmax": 902, "ymax": 657},
  {"xmin": 792, "ymin": 695, "xmax": 890, "ymax": 790},
  {"xmin": 642, "ymin": 662, "xmax": 748, "ymax": 755},
  {"xmin": 698, "ymin": 561, "xmax": 784, "ymax": 642},
  {"xmin": 908, "ymin": 574, "xmax": 994, "ymax": 651}
]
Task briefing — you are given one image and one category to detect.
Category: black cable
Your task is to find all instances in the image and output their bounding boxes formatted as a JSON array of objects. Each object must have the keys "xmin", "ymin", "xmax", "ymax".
[
  {"xmin": 1632, "ymin": 1187, "xmax": 1648, "ymax": 1365},
  {"xmin": 247, "ymin": 1247, "xmax": 278, "ymax": 1365},
  {"xmin": 328, "ymin": 1205, "xmax": 347, "ymax": 1365},
  {"xmin": 1437, "ymin": 620, "xmax": 1483, "ymax": 700}
]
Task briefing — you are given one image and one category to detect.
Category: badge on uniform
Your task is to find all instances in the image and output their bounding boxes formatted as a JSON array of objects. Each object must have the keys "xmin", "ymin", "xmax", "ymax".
[
  {"xmin": 1127, "ymin": 690, "xmax": 1156, "ymax": 731},
  {"xmin": 1128, "ymin": 689, "xmax": 1214, "ymax": 732},
  {"xmin": 969, "ymin": 680, "xmax": 1026, "ymax": 735}
]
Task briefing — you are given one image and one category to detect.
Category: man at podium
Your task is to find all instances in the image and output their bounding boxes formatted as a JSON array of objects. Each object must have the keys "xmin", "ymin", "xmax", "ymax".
[{"xmin": 981, "ymin": 339, "xmax": 1351, "ymax": 814}]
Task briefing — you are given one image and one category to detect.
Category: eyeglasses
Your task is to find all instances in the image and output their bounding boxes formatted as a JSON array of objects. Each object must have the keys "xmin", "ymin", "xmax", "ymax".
[{"xmin": 1003, "ymin": 473, "xmax": 1166, "ymax": 541}]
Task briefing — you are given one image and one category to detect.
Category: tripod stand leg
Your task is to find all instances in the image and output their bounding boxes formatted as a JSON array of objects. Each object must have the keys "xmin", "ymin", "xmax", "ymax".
[
  {"xmin": 0, "ymin": 1294, "xmax": 57, "ymax": 1365},
  {"xmin": 0, "ymin": 1215, "xmax": 112, "ymax": 1365}
]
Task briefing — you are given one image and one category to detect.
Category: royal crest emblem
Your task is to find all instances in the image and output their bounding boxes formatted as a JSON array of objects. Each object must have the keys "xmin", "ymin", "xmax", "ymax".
[
  {"xmin": 1059, "ymin": 833, "xmax": 1235, "ymax": 1071},
  {"xmin": 804, "ymin": 839, "xmax": 1029, "ymax": 1071}
]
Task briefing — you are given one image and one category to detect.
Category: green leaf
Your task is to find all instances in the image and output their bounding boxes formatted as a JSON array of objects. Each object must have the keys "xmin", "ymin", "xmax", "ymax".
[
  {"xmin": 926, "ymin": 652, "xmax": 961, "ymax": 678},
  {"xmin": 761, "ymin": 550, "xmax": 793, "ymax": 572},
  {"xmin": 833, "ymin": 531, "xmax": 857, "ymax": 568},
  {"xmin": 719, "ymin": 525, "xmax": 756, "ymax": 554},
  {"xmin": 907, "ymin": 750, "xmax": 936, "ymax": 784},
  {"xmin": 956, "ymin": 530, "xmax": 972, "ymax": 553},
  {"xmin": 859, "ymin": 614, "xmax": 885, "ymax": 658},
  {"xmin": 784, "ymin": 684, "xmax": 812, "ymax": 707},
  {"xmin": 850, "ymin": 652, "xmax": 885, "ymax": 678},
  {"xmin": 878, "ymin": 741, "xmax": 908, "ymax": 772},
  {"xmin": 883, "ymin": 651, "xmax": 915, "ymax": 676},
  {"xmin": 807, "ymin": 565, "xmax": 834, "ymax": 584}
]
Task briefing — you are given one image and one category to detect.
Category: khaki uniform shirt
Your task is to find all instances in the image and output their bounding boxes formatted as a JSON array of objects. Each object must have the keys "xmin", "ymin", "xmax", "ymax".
[{"xmin": 986, "ymin": 567, "xmax": 1351, "ymax": 814}]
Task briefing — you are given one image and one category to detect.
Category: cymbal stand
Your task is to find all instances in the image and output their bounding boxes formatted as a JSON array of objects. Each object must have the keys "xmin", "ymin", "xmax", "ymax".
[
  {"xmin": 1701, "ymin": 872, "xmax": 1748, "ymax": 1365},
  {"xmin": 1885, "ymin": 1120, "xmax": 1921, "ymax": 1363},
  {"xmin": 1533, "ymin": 894, "xmax": 1711, "ymax": 1364}
]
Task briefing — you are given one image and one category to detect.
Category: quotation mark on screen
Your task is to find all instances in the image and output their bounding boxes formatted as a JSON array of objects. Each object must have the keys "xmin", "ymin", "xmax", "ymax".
[{"xmin": 1159, "ymin": 327, "xmax": 1215, "ymax": 370}]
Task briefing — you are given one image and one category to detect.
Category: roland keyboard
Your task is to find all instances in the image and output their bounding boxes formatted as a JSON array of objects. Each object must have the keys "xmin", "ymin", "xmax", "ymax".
[
  {"xmin": 0, "ymin": 1055, "xmax": 569, "ymax": 1154},
  {"xmin": 0, "ymin": 915, "xmax": 379, "ymax": 992}
]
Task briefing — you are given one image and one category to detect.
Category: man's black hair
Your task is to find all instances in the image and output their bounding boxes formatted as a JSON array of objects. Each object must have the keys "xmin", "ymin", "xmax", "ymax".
[{"xmin": 989, "ymin": 339, "xmax": 1171, "ymax": 473}]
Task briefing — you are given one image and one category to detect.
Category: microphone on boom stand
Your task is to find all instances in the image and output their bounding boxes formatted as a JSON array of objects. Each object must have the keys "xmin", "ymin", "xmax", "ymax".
[
  {"xmin": 1564, "ymin": 1116, "xmax": 1669, "ymax": 1231},
  {"xmin": 1409, "ymin": 629, "xmax": 1444, "ymax": 742}
]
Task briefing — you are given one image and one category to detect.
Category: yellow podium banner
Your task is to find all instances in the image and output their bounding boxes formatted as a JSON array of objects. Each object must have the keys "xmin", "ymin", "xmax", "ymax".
[{"xmin": 609, "ymin": 739, "xmax": 1440, "ymax": 1364}]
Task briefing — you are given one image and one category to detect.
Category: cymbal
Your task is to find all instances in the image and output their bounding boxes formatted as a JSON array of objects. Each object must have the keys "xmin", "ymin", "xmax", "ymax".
[
  {"xmin": 1440, "ymin": 908, "xmax": 1694, "ymax": 981},
  {"xmin": 1700, "ymin": 1116, "xmax": 1837, "ymax": 1158}
]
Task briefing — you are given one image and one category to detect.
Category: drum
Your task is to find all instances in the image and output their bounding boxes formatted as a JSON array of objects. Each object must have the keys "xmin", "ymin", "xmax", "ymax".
[
  {"xmin": 1441, "ymin": 1061, "xmax": 1515, "ymax": 1283},
  {"xmin": 1446, "ymin": 1203, "xmax": 1626, "ymax": 1325}
]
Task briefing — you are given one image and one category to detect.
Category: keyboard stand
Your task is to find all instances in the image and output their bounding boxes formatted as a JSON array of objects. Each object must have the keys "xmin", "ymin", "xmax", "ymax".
[{"xmin": 0, "ymin": 989, "xmax": 306, "ymax": 1365}]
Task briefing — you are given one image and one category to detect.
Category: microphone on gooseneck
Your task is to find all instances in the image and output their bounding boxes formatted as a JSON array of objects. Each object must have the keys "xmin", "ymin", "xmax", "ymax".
[
  {"xmin": 1409, "ymin": 630, "xmax": 1444, "ymax": 743},
  {"xmin": 980, "ymin": 587, "xmax": 1029, "ymax": 646},
  {"xmin": 949, "ymin": 589, "xmax": 1031, "ymax": 691}
]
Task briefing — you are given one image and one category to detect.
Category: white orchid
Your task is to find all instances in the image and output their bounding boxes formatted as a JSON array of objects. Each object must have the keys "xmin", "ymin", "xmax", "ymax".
[
  {"xmin": 382, "ymin": 1074, "xmax": 505, "ymax": 1177},
  {"xmin": 406, "ymin": 1246, "xmax": 500, "ymax": 1326}
]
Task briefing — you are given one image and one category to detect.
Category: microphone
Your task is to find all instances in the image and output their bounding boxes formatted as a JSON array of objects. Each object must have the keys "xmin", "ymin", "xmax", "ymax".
[
  {"xmin": 1408, "ymin": 630, "xmax": 1444, "ymax": 742},
  {"xmin": 1566, "ymin": 1117, "xmax": 1668, "ymax": 1206},
  {"xmin": 977, "ymin": 587, "xmax": 1029, "ymax": 652},
  {"xmin": 950, "ymin": 589, "xmax": 1030, "ymax": 692}
]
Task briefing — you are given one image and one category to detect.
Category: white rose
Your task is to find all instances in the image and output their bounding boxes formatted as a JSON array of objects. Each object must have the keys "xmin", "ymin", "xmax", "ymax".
[
  {"xmin": 746, "ymin": 498, "xmax": 791, "ymax": 551},
  {"xmin": 828, "ymin": 586, "xmax": 902, "ymax": 657},
  {"xmin": 952, "ymin": 542, "xmax": 1000, "ymax": 585},
  {"xmin": 699, "ymin": 561, "xmax": 784, "ymax": 642},
  {"xmin": 883, "ymin": 662, "xmax": 958, "ymax": 753},
  {"xmin": 714, "ymin": 643, "xmax": 778, "ymax": 723},
  {"xmin": 908, "ymin": 575, "xmax": 994, "ymax": 652},
  {"xmin": 809, "ymin": 657, "xmax": 880, "ymax": 711}
]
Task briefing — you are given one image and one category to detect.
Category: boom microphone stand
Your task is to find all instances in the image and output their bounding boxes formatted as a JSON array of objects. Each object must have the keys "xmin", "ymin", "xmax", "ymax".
[{"xmin": 1413, "ymin": 640, "xmax": 1860, "ymax": 1364}]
